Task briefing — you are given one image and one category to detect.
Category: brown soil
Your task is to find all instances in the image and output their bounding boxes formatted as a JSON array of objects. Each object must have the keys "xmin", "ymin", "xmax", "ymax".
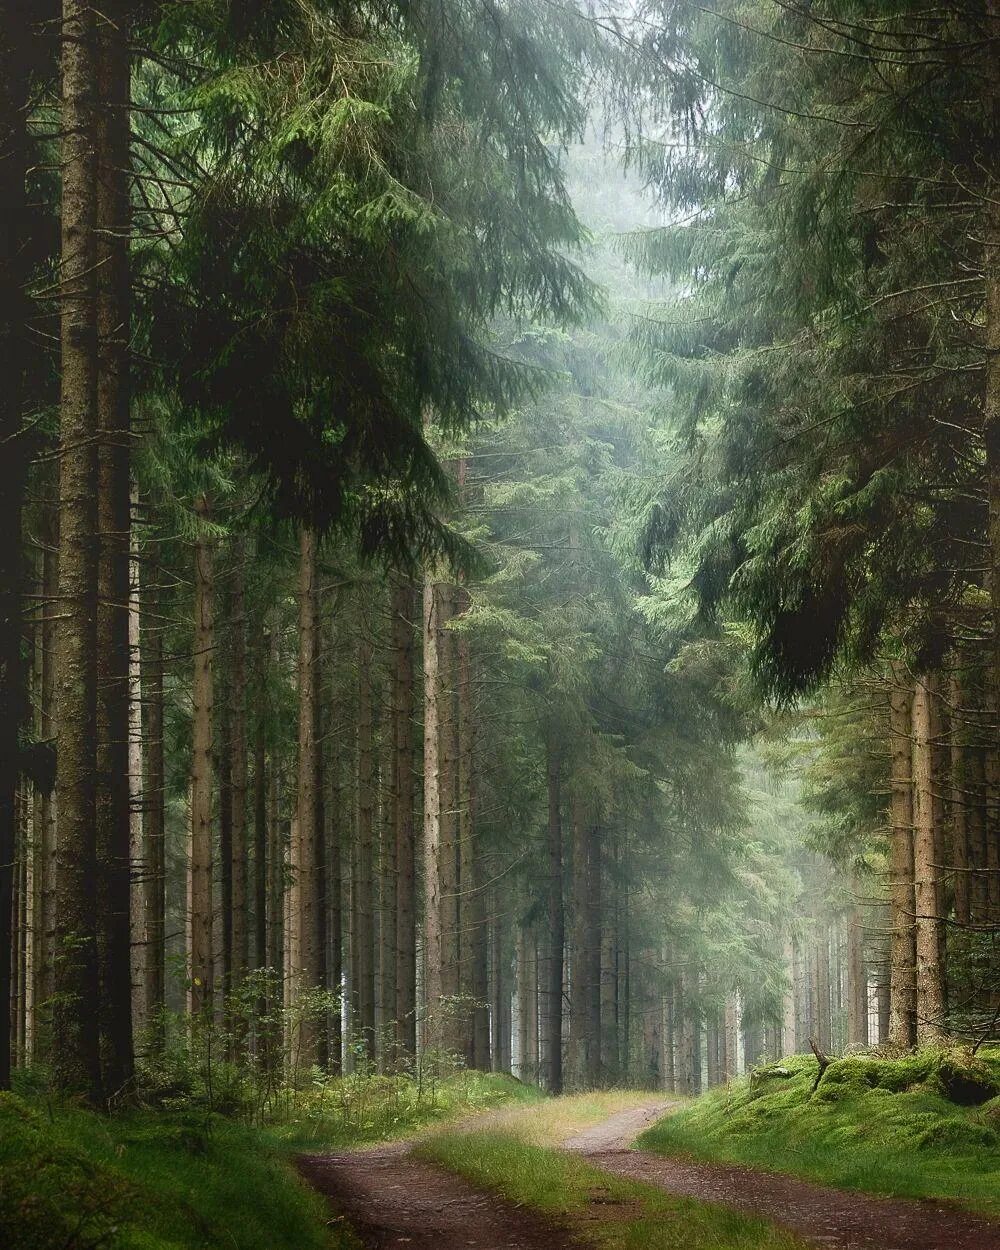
[{"xmin": 297, "ymin": 1147, "xmax": 580, "ymax": 1250}]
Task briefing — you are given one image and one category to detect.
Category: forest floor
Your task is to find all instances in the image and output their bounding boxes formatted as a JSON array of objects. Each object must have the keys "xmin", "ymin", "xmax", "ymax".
[{"xmin": 302, "ymin": 1093, "xmax": 1000, "ymax": 1250}]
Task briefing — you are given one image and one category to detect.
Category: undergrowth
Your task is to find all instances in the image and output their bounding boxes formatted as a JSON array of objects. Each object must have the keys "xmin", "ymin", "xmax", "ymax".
[
  {"xmin": 0, "ymin": 1091, "xmax": 356, "ymax": 1250},
  {"xmin": 420, "ymin": 1129, "xmax": 807, "ymax": 1250},
  {"xmin": 640, "ymin": 1047, "xmax": 1000, "ymax": 1218},
  {"xmin": 266, "ymin": 1068, "xmax": 542, "ymax": 1150},
  {"xmin": 1, "ymin": 1068, "xmax": 536, "ymax": 1247}
]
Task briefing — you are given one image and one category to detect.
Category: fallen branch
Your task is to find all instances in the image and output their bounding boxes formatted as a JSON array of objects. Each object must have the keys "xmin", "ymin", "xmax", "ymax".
[{"xmin": 809, "ymin": 1038, "xmax": 831, "ymax": 1093}]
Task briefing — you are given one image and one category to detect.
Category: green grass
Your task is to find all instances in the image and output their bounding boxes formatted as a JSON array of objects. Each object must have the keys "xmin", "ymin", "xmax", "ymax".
[
  {"xmin": 419, "ymin": 1128, "xmax": 806, "ymax": 1250},
  {"xmin": 0, "ymin": 1070, "xmax": 541, "ymax": 1249},
  {"xmin": 640, "ymin": 1048, "xmax": 1000, "ymax": 1219},
  {"xmin": 267, "ymin": 1068, "xmax": 543, "ymax": 1150},
  {"xmin": 0, "ymin": 1091, "xmax": 355, "ymax": 1250}
]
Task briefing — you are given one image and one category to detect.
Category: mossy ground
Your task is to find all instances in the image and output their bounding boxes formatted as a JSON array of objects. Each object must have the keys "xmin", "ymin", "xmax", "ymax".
[
  {"xmin": 640, "ymin": 1047, "xmax": 1000, "ymax": 1218},
  {"xmin": 0, "ymin": 1091, "xmax": 354, "ymax": 1250},
  {"xmin": 420, "ymin": 1123, "xmax": 807, "ymax": 1250}
]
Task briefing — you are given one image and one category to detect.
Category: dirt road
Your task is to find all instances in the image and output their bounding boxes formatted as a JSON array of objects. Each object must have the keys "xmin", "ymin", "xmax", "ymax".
[{"xmin": 302, "ymin": 1100, "xmax": 1000, "ymax": 1250}]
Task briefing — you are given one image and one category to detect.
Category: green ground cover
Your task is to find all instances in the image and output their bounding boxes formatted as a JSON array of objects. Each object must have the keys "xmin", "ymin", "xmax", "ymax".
[
  {"xmin": 0, "ymin": 1091, "xmax": 353, "ymax": 1250},
  {"xmin": 0, "ymin": 1070, "xmax": 535, "ymax": 1249},
  {"xmin": 419, "ymin": 1128, "xmax": 807, "ymax": 1250},
  {"xmin": 268, "ymin": 1068, "xmax": 542, "ymax": 1150},
  {"xmin": 640, "ymin": 1048, "xmax": 1000, "ymax": 1218}
]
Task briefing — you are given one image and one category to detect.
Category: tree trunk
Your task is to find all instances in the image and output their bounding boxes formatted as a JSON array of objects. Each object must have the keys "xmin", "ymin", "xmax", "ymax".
[
  {"xmin": 887, "ymin": 664, "xmax": 917, "ymax": 1047},
  {"xmin": 141, "ymin": 559, "xmax": 165, "ymax": 1049},
  {"xmin": 32, "ymin": 490, "xmax": 58, "ymax": 1061},
  {"xmin": 782, "ymin": 937, "xmax": 797, "ymax": 1055},
  {"xmin": 379, "ymin": 746, "xmax": 397, "ymax": 1068},
  {"xmin": 291, "ymin": 525, "xmax": 321, "ymax": 1065},
  {"xmin": 662, "ymin": 976, "xmax": 676, "ymax": 1091},
  {"xmin": 457, "ymin": 622, "xmax": 487, "ymax": 1067},
  {"xmin": 439, "ymin": 587, "xmax": 460, "ymax": 1044},
  {"xmin": 94, "ymin": 0, "xmax": 134, "ymax": 1100},
  {"xmin": 846, "ymin": 893, "xmax": 868, "ymax": 1048},
  {"xmin": 327, "ymin": 727, "xmax": 343, "ymax": 1075},
  {"xmin": 229, "ymin": 548, "xmax": 248, "ymax": 1009},
  {"xmin": 188, "ymin": 496, "xmax": 215, "ymax": 1018},
  {"xmin": 600, "ymin": 847, "xmax": 619, "ymax": 1081},
  {"xmin": 390, "ymin": 582, "xmax": 417, "ymax": 1059},
  {"xmin": 585, "ymin": 827, "xmax": 602, "ymax": 1085},
  {"xmin": 127, "ymin": 504, "xmax": 144, "ymax": 1042},
  {"xmin": 912, "ymin": 674, "xmax": 946, "ymax": 1040},
  {"xmin": 724, "ymin": 994, "xmax": 739, "ymax": 1078},
  {"xmin": 949, "ymin": 672, "xmax": 971, "ymax": 926},
  {"xmin": 0, "ymin": 0, "xmax": 31, "ymax": 1094},
  {"xmin": 569, "ymin": 801, "xmax": 588, "ymax": 1085},
  {"xmin": 355, "ymin": 630, "xmax": 376, "ymax": 1058},
  {"xmin": 542, "ymin": 730, "xmax": 564, "ymax": 1091},
  {"xmin": 423, "ymin": 578, "xmax": 459, "ymax": 1049},
  {"xmin": 52, "ymin": 0, "xmax": 103, "ymax": 1103}
]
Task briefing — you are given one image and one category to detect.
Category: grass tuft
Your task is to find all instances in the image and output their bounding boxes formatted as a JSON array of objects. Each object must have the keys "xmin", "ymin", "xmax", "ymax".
[{"xmin": 640, "ymin": 1046, "xmax": 1000, "ymax": 1218}]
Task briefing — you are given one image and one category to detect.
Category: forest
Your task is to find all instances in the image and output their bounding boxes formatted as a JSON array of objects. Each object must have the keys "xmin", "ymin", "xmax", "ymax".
[{"xmin": 2, "ymin": 4, "xmax": 999, "ymax": 1250}]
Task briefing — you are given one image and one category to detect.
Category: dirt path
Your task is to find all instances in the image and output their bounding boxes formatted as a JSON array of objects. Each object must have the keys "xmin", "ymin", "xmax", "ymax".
[
  {"xmin": 298, "ymin": 1148, "xmax": 578, "ymax": 1250},
  {"xmin": 569, "ymin": 1100, "xmax": 1000, "ymax": 1250},
  {"xmin": 301, "ymin": 1100, "xmax": 1000, "ymax": 1250}
]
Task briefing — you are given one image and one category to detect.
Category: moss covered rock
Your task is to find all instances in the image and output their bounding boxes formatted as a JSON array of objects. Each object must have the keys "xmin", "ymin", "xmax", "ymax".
[{"xmin": 813, "ymin": 1049, "xmax": 999, "ymax": 1107}]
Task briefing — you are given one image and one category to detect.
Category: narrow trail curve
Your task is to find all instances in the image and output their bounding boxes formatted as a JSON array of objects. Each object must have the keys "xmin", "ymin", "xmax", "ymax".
[
  {"xmin": 567, "ymin": 1100, "xmax": 1000, "ymax": 1250},
  {"xmin": 297, "ymin": 1148, "xmax": 578, "ymax": 1250}
]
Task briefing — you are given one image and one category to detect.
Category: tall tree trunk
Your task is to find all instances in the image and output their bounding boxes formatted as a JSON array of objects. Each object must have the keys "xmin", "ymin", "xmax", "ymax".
[
  {"xmin": 229, "ymin": 550, "xmax": 248, "ymax": 1027},
  {"xmin": 782, "ymin": 938, "xmax": 797, "ymax": 1055},
  {"xmin": 439, "ymin": 587, "xmax": 460, "ymax": 1044},
  {"xmin": 0, "ymin": 0, "xmax": 31, "ymax": 1094},
  {"xmin": 490, "ymin": 891, "xmax": 510, "ymax": 1073},
  {"xmin": 569, "ymin": 800, "xmax": 588, "ymax": 1085},
  {"xmin": 355, "ymin": 629, "xmax": 376, "ymax": 1058},
  {"xmin": 816, "ymin": 928, "xmax": 832, "ymax": 1051},
  {"xmin": 423, "ymin": 577, "xmax": 459, "ymax": 1049},
  {"xmin": 600, "ymin": 847, "xmax": 619, "ymax": 1081},
  {"xmin": 542, "ymin": 729, "xmax": 564, "ymax": 1092},
  {"xmin": 391, "ymin": 581, "xmax": 417, "ymax": 1059},
  {"xmin": 662, "ymin": 976, "xmax": 676, "ymax": 1091},
  {"xmin": 887, "ymin": 664, "xmax": 917, "ymax": 1047},
  {"xmin": 52, "ymin": 0, "xmax": 103, "ymax": 1102},
  {"xmin": 457, "ymin": 622, "xmax": 488, "ymax": 1068},
  {"xmin": 585, "ymin": 826, "xmax": 602, "ymax": 1085},
  {"xmin": 913, "ymin": 674, "xmax": 946, "ymax": 1041},
  {"xmin": 949, "ymin": 672, "xmax": 971, "ymax": 926},
  {"xmin": 93, "ymin": 0, "xmax": 133, "ymax": 1100},
  {"xmin": 291, "ymin": 526, "xmax": 320, "ymax": 1065},
  {"xmin": 724, "ymin": 994, "xmax": 739, "ymax": 1078},
  {"xmin": 127, "ymin": 504, "xmax": 143, "ymax": 1039},
  {"xmin": 141, "ymin": 560, "xmax": 165, "ymax": 1049},
  {"xmin": 188, "ymin": 496, "xmax": 215, "ymax": 1018},
  {"xmin": 32, "ymin": 489, "xmax": 58, "ymax": 1061},
  {"xmin": 846, "ymin": 893, "xmax": 868, "ymax": 1048},
  {"xmin": 379, "ymin": 747, "xmax": 397, "ymax": 1068},
  {"xmin": 327, "ymin": 729, "xmax": 343, "ymax": 1075}
]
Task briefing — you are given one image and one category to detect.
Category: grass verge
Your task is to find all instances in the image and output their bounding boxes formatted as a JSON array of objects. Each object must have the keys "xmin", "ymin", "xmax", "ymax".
[
  {"xmin": 419, "ymin": 1128, "xmax": 806, "ymax": 1250},
  {"xmin": 640, "ymin": 1048, "xmax": 1000, "ymax": 1218},
  {"xmin": 0, "ymin": 1091, "xmax": 354, "ymax": 1250},
  {"xmin": 268, "ymin": 1068, "xmax": 543, "ymax": 1150}
]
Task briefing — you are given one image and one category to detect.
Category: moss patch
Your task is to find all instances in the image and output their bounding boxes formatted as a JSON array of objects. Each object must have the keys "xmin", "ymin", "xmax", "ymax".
[{"xmin": 640, "ymin": 1047, "xmax": 1000, "ymax": 1218}]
